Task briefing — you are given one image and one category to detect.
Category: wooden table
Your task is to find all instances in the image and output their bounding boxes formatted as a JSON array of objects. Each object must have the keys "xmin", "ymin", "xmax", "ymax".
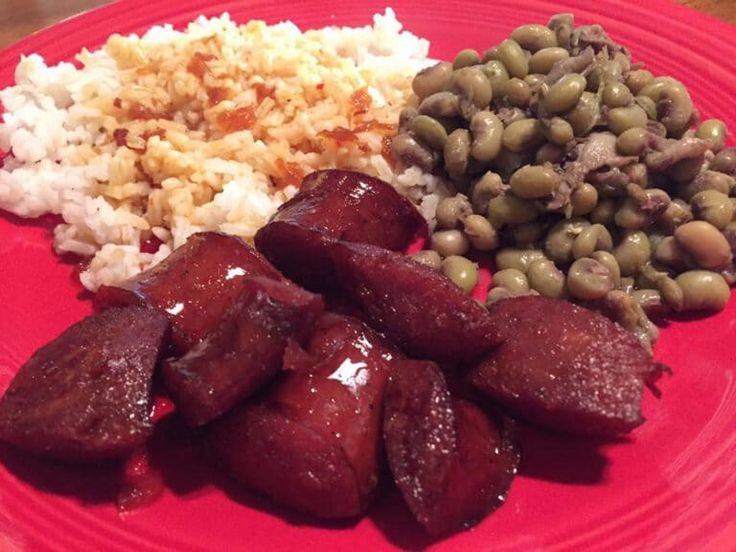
[{"xmin": 0, "ymin": 0, "xmax": 734, "ymax": 49}]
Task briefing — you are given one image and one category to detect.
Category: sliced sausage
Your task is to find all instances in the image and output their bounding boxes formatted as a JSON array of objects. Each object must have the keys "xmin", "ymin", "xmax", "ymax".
[
  {"xmin": 162, "ymin": 277, "xmax": 324, "ymax": 426},
  {"xmin": 0, "ymin": 307, "xmax": 169, "ymax": 461},
  {"xmin": 383, "ymin": 360, "xmax": 519, "ymax": 536},
  {"xmin": 210, "ymin": 313, "xmax": 401, "ymax": 518},
  {"xmin": 469, "ymin": 295, "xmax": 666, "ymax": 436},
  {"xmin": 255, "ymin": 169, "xmax": 427, "ymax": 291},
  {"xmin": 95, "ymin": 232, "xmax": 283, "ymax": 354}
]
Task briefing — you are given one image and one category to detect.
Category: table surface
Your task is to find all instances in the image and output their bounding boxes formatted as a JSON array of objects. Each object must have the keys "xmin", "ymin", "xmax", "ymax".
[{"xmin": 0, "ymin": 0, "xmax": 734, "ymax": 50}]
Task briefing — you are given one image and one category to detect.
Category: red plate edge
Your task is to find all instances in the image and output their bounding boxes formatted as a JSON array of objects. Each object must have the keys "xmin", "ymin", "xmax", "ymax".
[{"xmin": 1, "ymin": 1, "xmax": 736, "ymax": 551}]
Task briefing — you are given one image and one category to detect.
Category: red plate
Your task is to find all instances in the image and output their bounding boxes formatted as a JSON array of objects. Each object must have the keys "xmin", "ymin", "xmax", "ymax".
[{"xmin": 1, "ymin": 1, "xmax": 736, "ymax": 550}]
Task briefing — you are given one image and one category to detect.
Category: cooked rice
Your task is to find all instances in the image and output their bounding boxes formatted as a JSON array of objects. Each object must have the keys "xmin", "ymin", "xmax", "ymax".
[{"xmin": 0, "ymin": 9, "xmax": 430, "ymax": 290}]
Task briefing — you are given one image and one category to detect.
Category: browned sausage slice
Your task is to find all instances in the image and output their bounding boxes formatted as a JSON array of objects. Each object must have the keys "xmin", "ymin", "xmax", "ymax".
[
  {"xmin": 383, "ymin": 360, "xmax": 519, "ymax": 536},
  {"xmin": 95, "ymin": 232, "xmax": 283, "ymax": 354},
  {"xmin": 0, "ymin": 307, "xmax": 169, "ymax": 461},
  {"xmin": 330, "ymin": 242, "xmax": 500, "ymax": 365},
  {"xmin": 255, "ymin": 169, "xmax": 427, "ymax": 291},
  {"xmin": 210, "ymin": 313, "xmax": 401, "ymax": 518},
  {"xmin": 469, "ymin": 295, "xmax": 666, "ymax": 436},
  {"xmin": 210, "ymin": 404, "xmax": 363, "ymax": 518},
  {"xmin": 162, "ymin": 277, "xmax": 324, "ymax": 426}
]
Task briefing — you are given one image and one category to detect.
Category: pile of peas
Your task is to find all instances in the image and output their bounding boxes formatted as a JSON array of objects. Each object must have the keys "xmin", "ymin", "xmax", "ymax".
[{"xmin": 396, "ymin": 14, "xmax": 735, "ymax": 348}]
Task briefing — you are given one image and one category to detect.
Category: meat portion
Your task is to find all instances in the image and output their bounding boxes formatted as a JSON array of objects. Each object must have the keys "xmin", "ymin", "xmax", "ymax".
[
  {"xmin": 210, "ymin": 313, "xmax": 401, "ymax": 518},
  {"xmin": 383, "ymin": 360, "xmax": 519, "ymax": 536},
  {"xmin": 0, "ymin": 307, "xmax": 169, "ymax": 461},
  {"xmin": 255, "ymin": 169, "xmax": 427, "ymax": 291},
  {"xmin": 645, "ymin": 136, "xmax": 710, "ymax": 171},
  {"xmin": 330, "ymin": 242, "xmax": 500, "ymax": 365},
  {"xmin": 95, "ymin": 232, "xmax": 283, "ymax": 354},
  {"xmin": 162, "ymin": 277, "xmax": 324, "ymax": 427},
  {"xmin": 211, "ymin": 404, "xmax": 363, "ymax": 518},
  {"xmin": 469, "ymin": 295, "xmax": 665, "ymax": 436},
  {"xmin": 545, "ymin": 46, "xmax": 595, "ymax": 85},
  {"xmin": 551, "ymin": 132, "xmax": 637, "ymax": 209}
]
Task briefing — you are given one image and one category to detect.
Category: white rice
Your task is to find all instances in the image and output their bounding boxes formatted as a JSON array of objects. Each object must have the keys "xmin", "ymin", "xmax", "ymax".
[{"xmin": 0, "ymin": 9, "xmax": 431, "ymax": 290}]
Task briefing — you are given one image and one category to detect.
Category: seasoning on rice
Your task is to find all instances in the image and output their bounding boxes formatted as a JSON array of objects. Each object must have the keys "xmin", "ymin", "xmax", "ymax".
[{"xmin": 0, "ymin": 9, "xmax": 430, "ymax": 290}]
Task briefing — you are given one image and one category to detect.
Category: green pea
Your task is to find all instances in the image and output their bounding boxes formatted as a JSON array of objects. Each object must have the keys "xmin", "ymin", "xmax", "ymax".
[
  {"xmin": 481, "ymin": 46, "xmax": 499, "ymax": 63},
  {"xmin": 653, "ymin": 236, "xmax": 689, "ymax": 269},
  {"xmin": 710, "ymin": 148, "xmax": 736, "ymax": 174},
  {"xmin": 410, "ymin": 250, "xmax": 442, "ymax": 271},
  {"xmin": 591, "ymin": 251, "xmax": 621, "ymax": 287},
  {"xmin": 675, "ymin": 221, "xmax": 732, "ymax": 269},
  {"xmin": 590, "ymin": 198, "xmax": 618, "ymax": 226},
  {"xmin": 441, "ymin": 255, "xmax": 479, "ymax": 294},
  {"xmin": 528, "ymin": 47, "xmax": 569, "ymax": 74},
  {"xmin": 486, "ymin": 286, "xmax": 514, "ymax": 305},
  {"xmin": 492, "ymin": 268, "xmax": 530, "ymax": 293},
  {"xmin": 634, "ymin": 95, "xmax": 658, "ymax": 120},
  {"xmin": 639, "ymin": 78, "xmax": 693, "ymax": 137},
  {"xmin": 658, "ymin": 276, "xmax": 685, "ymax": 311},
  {"xmin": 616, "ymin": 127, "xmax": 649, "ymax": 156},
  {"xmin": 571, "ymin": 183, "xmax": 599, "ymax": 216},
  {"xmin": 602, "ymin": 81, "xmax": 633, "ymax": 108},
  {"xmin": 677, "ymin": 171, "xmax": 733, "ymax": 202},
  {"xmin": 418, "ymin": 91, "xmax": 460, "ymax": 118},
  {"xmin": 691, "ymin": 190, "xmax": 735, "ymax": 229},
  {"xmin": 572, "ymin": 224, "xmax": 613, "ymax": 259},
  {"xmin": 565, "ymin": 91, "xmax": 600, "ymax": 136},
  {"xmin": 469, "ymin": 111, "xmax": 504, "ymax": 163},
  {"xmin": 675, "ymin": 270, "xmax": 730, "ymax": 311},
  {"xmin": 524, "ymin": 74, "xmax": 545, "ymax": 88},
  {"xmin": 471, "ymin": 171, "xmax": 504, "ymax": 214},
  {"xmin": 481, "ymin": 60, "xmax": 510, "ymax": 98},
  {"xmin": 431, "ymin": 229, "xmax": 471, "ymax": 257},
  {"xmin": 535, "ymin": 143, "xmax": 564, "ymax": 165},
  {"xmin": 391, "ymin": 133, "xmax": 436, "ymax": 172},
  {"xmin": 695, "ymin": 119, "xmax": 727, "ymax": 152},
  {"xmin": 625, "ymin": 69, "xmax": 654, "ymax": 95},
  {"xmin": 659, "ymin": 199, "xmax": 693, "ymax": 233},
  {"xmin": 510, "ymin": 23, "xmax": 557, "ymax": 52},
  {"xmin": 463, "ymin": 214, "xmax": 499, "ymax": 251},
  {"xmin": 615, "ymin": 197, "xmax": 650, "ymax": 230},
  {"xmin": 527, "ymin": 259, "xmax": 566, "ymax": 298},
  {"xmin": 411, "ymin": 115, "xmax": 448, "ymax": 150},
  {"xmin": 444, "ymin": 129, "xmax": 471, "ymax": 177},
  {"xmin": 502, "ymin": 119, "xmax": 545, "ymax": 152},
  {"xmin": 567, "ymin": 258, "xmax": 615, "ymax": 300},
  {"xmin": 452, "ymin": 66, "xmax": 493, "ymax": 109},
  {"xmin": 495, "ymin": 248, "xmax": 547, "ymax": 273},
  {"xmin": 453, "ymin": 48, "xmax": 480, "ymax": 70},
  {"xmin": 613, "ymin": 231, "xmax": 651, "ymax": 276},
  {"xmin": 435, "ymin": 195, "xmax": 473, "ymax": 229},
  {"xmin": 496, "ymin": 39, "xmax": 529, "ymax": 79},
  {"xmin": 412, "ymin": 61, "xmax": 454, "ymax": 99},
  {"xmin": 487, "ymin": 194, "xmax": 538, "ymax": 226},
  {"xmin": 504, "ymin": 78, "xmax": 531, "ymax": 108},
  {"xmin": 544, "ymin": 217, "xmax": 590, "ymax": 263},
  {"xmin": 544, "ymin": 117, "xmax": 574, "ymax": 145},
  {"xmin": 543, "ymin": 73, "xmax": 586, "ymax": 114},
  {"xmin": 509, "ymin": 164, "xmax": 561, "ymax": 199},
  {"xmin": 606, "ymin": 105, "xmax": 648, "ymax": 135}
]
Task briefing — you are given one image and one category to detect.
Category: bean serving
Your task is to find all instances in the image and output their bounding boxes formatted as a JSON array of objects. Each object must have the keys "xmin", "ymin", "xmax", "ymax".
[{"xmin": 393, "ymin": 13, "xmax": 734, "ymax": 349}]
